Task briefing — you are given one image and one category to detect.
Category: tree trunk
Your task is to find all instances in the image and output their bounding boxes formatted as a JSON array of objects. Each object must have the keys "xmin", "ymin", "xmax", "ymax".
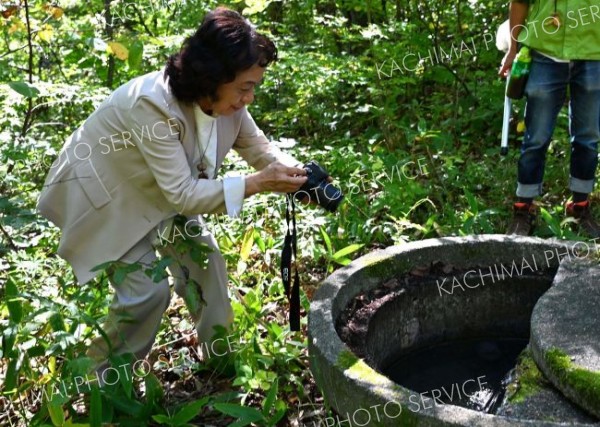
[{"xmin": 104, "ymin": 0, "xmax": 115, "ymax": 89}]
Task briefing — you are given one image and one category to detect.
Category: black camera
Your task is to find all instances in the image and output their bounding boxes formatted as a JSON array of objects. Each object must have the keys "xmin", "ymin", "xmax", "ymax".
[{"xmin": 293, "ymin": 161, "xmax": 343, "ymax": 212}]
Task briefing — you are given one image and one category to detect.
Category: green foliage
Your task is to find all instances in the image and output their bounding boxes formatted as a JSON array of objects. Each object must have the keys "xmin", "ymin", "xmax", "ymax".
[
  {"xmin": 214, "ymin": 381, "xmax": 286, "ymax": 427},
  {"xmin": 2, "ymin": 0, "xmax": 597, "ymax": 425},
  {"xmin": 153, "ymin": 397, "xmax": 209, "ymax": 426},
  {"xmin": 317, "ymin": 226, "xmax": 363, "ymax": 273},
  {"xmin": 8, "ymin": 81, "xmax": 40, "ymax": 98}
]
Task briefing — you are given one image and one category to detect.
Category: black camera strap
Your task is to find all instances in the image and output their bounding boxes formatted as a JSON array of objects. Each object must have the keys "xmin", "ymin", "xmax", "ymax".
[{"xmin": 281, "ymin": 193, "xmax": 301, "ymax": 331}]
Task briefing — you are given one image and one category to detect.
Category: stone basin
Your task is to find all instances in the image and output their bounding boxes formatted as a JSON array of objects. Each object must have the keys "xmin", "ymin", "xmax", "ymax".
[{"xmin": 308, "ymin": 235, "xmax": 600, "ymax": 426}]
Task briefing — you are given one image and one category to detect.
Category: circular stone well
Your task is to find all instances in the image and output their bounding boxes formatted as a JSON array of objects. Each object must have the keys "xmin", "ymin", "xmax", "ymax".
[{"xmin": 308, "ymin": 235, "xmax": 600, "ymax": 426}]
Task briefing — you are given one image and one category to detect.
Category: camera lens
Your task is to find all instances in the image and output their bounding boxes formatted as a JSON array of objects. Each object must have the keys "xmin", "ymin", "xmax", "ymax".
[
  {"xmin": 291, "ymin": 161, "xmax": 344, "ymax": 212},
  {"xmin": 320, "ymin": 182, "xmax": 343, "ymax": 212}
]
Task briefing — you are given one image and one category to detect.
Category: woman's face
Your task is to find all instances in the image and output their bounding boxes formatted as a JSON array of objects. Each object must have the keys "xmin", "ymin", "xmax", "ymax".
[{"xmin": 209, "ymin": 64, "xmax": 265, "ymax": 116}]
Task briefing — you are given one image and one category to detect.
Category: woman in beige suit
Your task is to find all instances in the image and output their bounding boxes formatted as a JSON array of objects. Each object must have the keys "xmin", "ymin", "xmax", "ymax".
[{"xmin": 37, "ymin": 7, "xmax": 309, "ymax": 383}]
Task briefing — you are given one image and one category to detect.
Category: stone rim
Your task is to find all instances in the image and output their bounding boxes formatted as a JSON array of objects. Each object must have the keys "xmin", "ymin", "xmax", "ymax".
[
  {"xmin": 308, "ymin": 234, "xmax": 600, "ymax": 426},
  {"xmin": 530, "ymin": 258, "xmax": 600, "ymax": 419}
]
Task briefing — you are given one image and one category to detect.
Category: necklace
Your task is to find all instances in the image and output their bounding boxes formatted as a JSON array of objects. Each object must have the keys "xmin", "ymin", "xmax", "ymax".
[
  {"xmin": 196, "ymin": 120, "xmax": 215, "ymax": 179},
  {"xmin": 549, "ymin": 0, "xmax": 561, "ymax": 27}
]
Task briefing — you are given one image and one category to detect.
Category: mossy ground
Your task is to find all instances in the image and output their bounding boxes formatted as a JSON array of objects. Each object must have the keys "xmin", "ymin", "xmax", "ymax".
[
  {"xmin": 545, "ymin": 348, "xmax": 600, "ymax": 412},
  {"xmin": 507, "ymin": 348, "xmax": 549, "ymax": 404}
]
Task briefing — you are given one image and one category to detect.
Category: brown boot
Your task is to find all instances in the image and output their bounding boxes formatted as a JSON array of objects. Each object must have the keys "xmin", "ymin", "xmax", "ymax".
[
  {"xmin": 507, "ymin": 202, "xmax": 537, "ymax": 236},
  {"xmin": 566, "ymin": 200, "xmax": 600, "ymax": 238}
]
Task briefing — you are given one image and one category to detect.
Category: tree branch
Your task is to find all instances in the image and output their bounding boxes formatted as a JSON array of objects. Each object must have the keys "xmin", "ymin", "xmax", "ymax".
[
  {"xmin": 19, "ymin": 0, "xmax": 35, "ymax": 137},
  {"xmin": 132, "ymin": 4, "xmax": 155, "ymax": 37},
  {"xmin": 0, "ymin": 222, "xmax": 17, "ymax": 251},
  {"xmin": 104, "ymin": 0, "xmax": 115, "ymax": 88},
  {"xmin": 0, "ymin": 44, "xmax": 28, "ymax": 59}
]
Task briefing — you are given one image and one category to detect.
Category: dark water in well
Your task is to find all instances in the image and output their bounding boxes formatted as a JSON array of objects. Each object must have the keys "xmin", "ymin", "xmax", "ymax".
[{"xmin": 383, "ymin": 338, "xmax": 528, "ymax": 413}]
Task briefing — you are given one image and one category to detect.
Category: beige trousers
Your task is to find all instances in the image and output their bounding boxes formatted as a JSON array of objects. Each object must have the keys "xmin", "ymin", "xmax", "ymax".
[{"xmin": 86, "ymin": 216, "xmax": 233, "ymax": 381}]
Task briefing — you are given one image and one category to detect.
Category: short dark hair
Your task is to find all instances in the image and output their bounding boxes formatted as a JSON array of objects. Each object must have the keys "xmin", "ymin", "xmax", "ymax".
[{"xmin": 164, "ymin": 7, "xmax": 277, "ymax": 103}]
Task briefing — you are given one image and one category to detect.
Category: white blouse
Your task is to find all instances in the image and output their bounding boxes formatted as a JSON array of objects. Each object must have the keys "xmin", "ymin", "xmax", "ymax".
[
  {"xmin": 152, "ymin": 105, "xmax": 246, "ymax": 245},
  {"xmin": 192, "ymin": 104, "xmax": 245, "ymax": 218}
]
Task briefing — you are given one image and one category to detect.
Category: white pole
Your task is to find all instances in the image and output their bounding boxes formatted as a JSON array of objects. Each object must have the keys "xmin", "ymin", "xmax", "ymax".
[{"xmin": 501, "ymin": 75, "xmax": 511, "ymax": 155}]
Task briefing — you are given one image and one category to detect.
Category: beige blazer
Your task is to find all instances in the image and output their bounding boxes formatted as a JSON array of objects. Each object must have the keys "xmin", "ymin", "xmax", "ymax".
[{"xmin": 37, "ymin": 69, "xmax": 299, "ymax": 284}]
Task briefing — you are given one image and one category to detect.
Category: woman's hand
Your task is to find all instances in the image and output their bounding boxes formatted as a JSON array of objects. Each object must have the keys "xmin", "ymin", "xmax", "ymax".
[{"xmin": 245, "ymin": 162, "xmax": 308, "ymax": 197}]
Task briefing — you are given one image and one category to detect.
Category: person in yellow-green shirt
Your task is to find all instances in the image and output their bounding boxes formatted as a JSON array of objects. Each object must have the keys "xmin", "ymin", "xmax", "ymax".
[{"xmin": 499, "ymin": 0, "xmax": 600, "ymax": 236}]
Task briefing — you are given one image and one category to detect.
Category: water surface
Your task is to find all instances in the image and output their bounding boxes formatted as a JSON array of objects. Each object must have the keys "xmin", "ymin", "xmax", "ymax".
[{"xmin": 383, "ymin": 338, "xmax": 528, "ymax": 413}]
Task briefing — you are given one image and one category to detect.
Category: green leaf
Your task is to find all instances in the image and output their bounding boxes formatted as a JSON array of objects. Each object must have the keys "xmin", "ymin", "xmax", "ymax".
[
  {"xmin": 189, "ymin": 243, "xmax": 211, "ymax": 267},
  {"xmin": 49, "ymin": 312, "xmax": 65, "ymax": 332},
  {"xmin": 48, "ymin": 402, "xmax": 65, "ymax": 427},
  {"xmin": 332, "ymin": 244, "xmax": 363, "ymax": 261},
  {"xmin": 540, "ymin": 207, "xmax": 561, "ymax": 235},
  {"xmin": 267, "ymin": 403, "xmax": 287, "ymax": 426},
  {"xmin": 90, "ymin": 261, "xmax": 116, "ymax": 272},
  {"xmin": 65, "ymin": 421, "xmax": 91, "ymax": 427},
  {"xmin": 2, "ymin": 326, "xmax": 17, "ymax": 357},
  {"xmin": 113, "ymin": 262, "xmax": 142, "ymax": 285},
  {"xmin": 66, "ymin": 356, "xmax": 95, "ymax": 378},
  {"xmin": 105, "ymin": 392, "xmax": 144, "ymax": 417},
  {"xmin": 27, "ymin": 345, "xmax": 46, "ymax": 358},
  {"xmin": 144, "ymin": 372, "xmax": 164, "ymax": 408},
  {"xmin": 89, "ymin": 385, "xmax": 102, "ymax": 427},
  {"xmin": 4, "ymin": 358, "xmax": 18, "ymax": 392},
  {"xmin": 183, "ymin": 279, "xmax": 204, "ymax": 316},
  {"xmin": 5, "ymin": 278, "xmax": 23, "ymax": 324},
  {"xmin": 319, "ymin": 226, "xmax": 332, "ymax": 254},
  {"xmin": 243, "ymin": 0, "xmax": 272, "ymax": 15},
  {"xmin": 240, "ymin": 227, "xmax": 254, "ymax": 261},
  {"xmin": 214, "ymin": 403, "xmax": 264, "ymax": 423},
  {"xmin": 128, "ymin": 39, "xmax": 144, "ymax": 70},
  {"xmin": 262, "ymin": 378, "xmax": 278, "ymax": 416},
  {"xmin": 9, "ymin": 81, "xmax": 40, "ymax": 98},
  {"xmin": 464, "ymin": 189, "xmax": 478, "ymax": 212},
  {"xmin": 108, "ymin": 353, "xmax": 134, "ymax": 397},
  {"xmin": 171, "ymin": 397, "xmax": 209, "ymax": 425},
  {"xmin": 254, "ymin": 230, "xmax": 266, "ymax": 253},
  {"xmin": 266, "ymin": 322, "xmax": 283, "ymax": 340},
  {"xmin": 152, "ymin": 414, "xmax": 171, "ymax": 424},
  {"xmin": 333, "ymin": 257, "xmax": 352, "ymax": 266},
  {"xmin": 147, "ymin": 256, "xmax": 173, "ymax": 283}
]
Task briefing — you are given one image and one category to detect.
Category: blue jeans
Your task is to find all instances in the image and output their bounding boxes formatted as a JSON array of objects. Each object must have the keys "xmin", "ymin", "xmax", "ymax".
[{"xmin": 517, "ymin": 50, "xmax": 600, "ymax": 198}]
